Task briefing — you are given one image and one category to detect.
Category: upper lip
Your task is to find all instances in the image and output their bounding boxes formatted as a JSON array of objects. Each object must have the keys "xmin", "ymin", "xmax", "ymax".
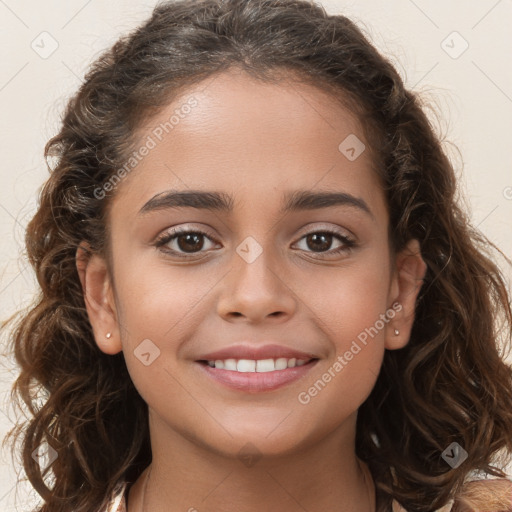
[{"xmin": 197, "ymin": 344, "xmax": 318, "ymax": 362}]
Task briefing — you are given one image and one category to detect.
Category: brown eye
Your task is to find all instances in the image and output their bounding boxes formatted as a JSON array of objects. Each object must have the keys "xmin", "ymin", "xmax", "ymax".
[
  {"xmin": 155, "ymin": 228, "xmax": 218, "ymax": 258},
  {"xmin": 305, "ymin": 233, "xmax": 334, "ymax": 252},
  {"xmin": 175, "ymin": 232, "xmax": 205, "ymax": 253},
  {"xmin": 294, "ymin": 229, "xmax": 356, "ymax": 257}
]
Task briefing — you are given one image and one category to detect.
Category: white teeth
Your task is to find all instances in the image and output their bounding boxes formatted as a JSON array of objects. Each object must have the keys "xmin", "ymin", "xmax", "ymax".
[
  {"xmin": 256, "ymin": 359, "xmax": 275, "ymax": 372},
  {"xmin": 206, "ymin": 357, "xmax": 310, "ymax": 372},
  {"xmin": 237, "ymin": 359, "xmax": 256, "ymax": 372},
  {"xmin": 224, "ymin": 359, "xmax": 237, "ymax": 371},
  {"xmin": 275, "ymin": 358, "xmax": 288, "ymax": 370}
]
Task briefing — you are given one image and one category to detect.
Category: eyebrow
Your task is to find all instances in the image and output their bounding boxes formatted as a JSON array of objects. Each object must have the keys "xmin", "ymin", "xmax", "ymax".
[{"xmin": 138, "ymin": 189, "xmax": 374, "ymax": 219}]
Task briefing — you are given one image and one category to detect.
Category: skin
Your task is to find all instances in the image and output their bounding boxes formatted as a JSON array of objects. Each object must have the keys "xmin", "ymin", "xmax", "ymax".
[{"xmin": 77, "ymin": 67, "xmax": 427, "ymax": 512}]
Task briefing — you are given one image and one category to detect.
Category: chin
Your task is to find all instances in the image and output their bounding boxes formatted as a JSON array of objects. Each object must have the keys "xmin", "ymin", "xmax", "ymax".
[{"xmin": 204, "ymin": 426, "xmax": 313, "ymax": 462}]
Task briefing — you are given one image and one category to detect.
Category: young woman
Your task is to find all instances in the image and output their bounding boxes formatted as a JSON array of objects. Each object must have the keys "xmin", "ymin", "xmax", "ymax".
[{"xmin": 4, "ymin": 0, "xmax": 512, "ymax": 511}]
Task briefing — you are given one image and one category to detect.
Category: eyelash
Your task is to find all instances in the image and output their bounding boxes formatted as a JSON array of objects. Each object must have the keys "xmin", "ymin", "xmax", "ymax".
[{"xmin": 154, "ymin": 227, "xmax": 357, "ymax": 260}]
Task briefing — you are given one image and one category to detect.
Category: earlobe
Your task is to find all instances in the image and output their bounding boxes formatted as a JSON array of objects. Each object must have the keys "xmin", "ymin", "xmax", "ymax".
[
  {"xmin": 385, "ymin": 239, "xmax": 427, "ymax": 350},
  {"xmin": 76, "ymin": 243, "xmax": 122, "ymax": 355}
]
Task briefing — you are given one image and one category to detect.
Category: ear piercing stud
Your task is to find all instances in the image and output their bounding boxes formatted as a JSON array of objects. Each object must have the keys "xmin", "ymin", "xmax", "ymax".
[
  {"xmin": 394, "ymin": 329, "xmax": 400, "ymax": 336},
  {"xmin": 106, "ymin": 332, "xmax": 112, "ymax": 339}
]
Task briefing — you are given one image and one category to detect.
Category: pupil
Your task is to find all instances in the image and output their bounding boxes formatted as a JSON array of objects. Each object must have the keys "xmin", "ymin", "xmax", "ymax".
[
  {"xmin": 178, "ymin": 233, "xmax": 203, "ymax": 253},
  {"xmin": 308, "ymin": 233, "xmax": 331, "ymax": 252}
]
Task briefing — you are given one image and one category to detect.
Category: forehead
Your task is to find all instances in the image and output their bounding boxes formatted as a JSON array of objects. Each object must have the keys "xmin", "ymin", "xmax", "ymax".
[{"xmin": 110, "ymin": 68, "xmax": 385, "ymax": 218}]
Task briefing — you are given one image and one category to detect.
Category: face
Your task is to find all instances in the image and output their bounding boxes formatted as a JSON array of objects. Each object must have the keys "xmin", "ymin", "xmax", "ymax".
[{"xmin": 79, "ymin": 67, "xmax": 425, "ymax": 461}]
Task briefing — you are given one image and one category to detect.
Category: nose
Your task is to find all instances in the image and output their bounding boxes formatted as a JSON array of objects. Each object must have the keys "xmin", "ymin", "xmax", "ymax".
[{"xmin": 216, "ymin": 241, "xmax": 297, "ymax": 324}]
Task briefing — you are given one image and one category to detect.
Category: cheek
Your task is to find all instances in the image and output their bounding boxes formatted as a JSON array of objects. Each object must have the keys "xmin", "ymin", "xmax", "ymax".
[
  {"xmin": 113, "ymin": 267, "xmax": 205, "ymax": 416},
  {"xmin": 302, "ymin": 253, "xmax": 391, "ymax": 389},
  {"xmin": 294, "ymin": 269, "xmax": 390, "ymax": 429},
  {"xmin": 307, "ymin": 254, "xmax": 392, "ymax": 344},
  {"xmin": 114, "ymin": 263, "xmax": 211, "ymax": 339}
]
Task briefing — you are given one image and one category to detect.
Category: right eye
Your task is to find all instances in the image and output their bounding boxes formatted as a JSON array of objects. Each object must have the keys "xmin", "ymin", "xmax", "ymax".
[{"xmin": 154, "ymin": 227, "xmax": 220, "ymax": 259}]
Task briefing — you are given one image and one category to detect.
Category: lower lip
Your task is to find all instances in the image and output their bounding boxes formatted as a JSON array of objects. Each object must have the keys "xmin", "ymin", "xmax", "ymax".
[{"xmin": 195, "ymin": 360, "xmax": 318, "ymax": 393}]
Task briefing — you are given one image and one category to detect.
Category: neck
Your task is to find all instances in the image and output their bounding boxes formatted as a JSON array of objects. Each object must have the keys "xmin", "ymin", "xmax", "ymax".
[{"xmin": 128, "ymin": 411, "xmax": 375, "ymax": 512}]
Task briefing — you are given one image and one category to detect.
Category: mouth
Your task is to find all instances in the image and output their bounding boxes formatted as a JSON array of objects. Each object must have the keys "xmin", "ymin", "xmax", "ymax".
[
  {"xmin": 194, "ymin": 357, "xmax": 319, "ymax": 393},
  {"xmin": 198, "ymin": 357, "xmax": 316, "ymax": 372}
]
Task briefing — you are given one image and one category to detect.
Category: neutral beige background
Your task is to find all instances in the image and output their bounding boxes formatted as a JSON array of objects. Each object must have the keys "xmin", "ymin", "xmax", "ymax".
[{"xmin": 1, "ymin": 0, "xmax": 511, "ymax": 510}]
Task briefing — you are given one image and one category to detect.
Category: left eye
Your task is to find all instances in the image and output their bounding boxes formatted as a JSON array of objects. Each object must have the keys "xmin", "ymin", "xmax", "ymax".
[
  {"xmin": 154, "ymin": 228, "xmax": 355, "ymax": 258},
  {"xmin": 293, "ymin": 230, "xmax": 355, "ymax": 255}
]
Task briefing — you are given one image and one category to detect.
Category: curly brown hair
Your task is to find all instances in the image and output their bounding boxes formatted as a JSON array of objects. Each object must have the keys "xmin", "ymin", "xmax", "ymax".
[{"xmin": 2, "ymin": 0, "xmax": 512, "ymax": 511}]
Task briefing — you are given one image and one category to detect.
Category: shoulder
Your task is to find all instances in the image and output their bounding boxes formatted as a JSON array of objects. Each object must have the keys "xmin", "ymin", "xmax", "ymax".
[
  {"xmin": 392, "ymin": 498, "xmax": 454, "ymax": 512},
  {"xmin": 391, "ymin": 478, "xmax": 512, "ymax": 512},
  {"xmin": 452, "ymin": 478, "xmax": 512, "ymax": 512}
]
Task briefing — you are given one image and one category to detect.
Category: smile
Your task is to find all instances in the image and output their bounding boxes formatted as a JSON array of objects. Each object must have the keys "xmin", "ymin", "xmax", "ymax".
[
  {"xmin": 206, "ymin": 357, "xmax": 310, "ymax": 372},
  {"xmin": 196, "ymin": 358, "xmax": 319, "ymax": 392}
]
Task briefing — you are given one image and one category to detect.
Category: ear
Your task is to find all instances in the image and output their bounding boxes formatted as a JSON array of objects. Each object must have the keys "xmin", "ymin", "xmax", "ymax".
[
  {"xmin": 385, "ymin": 239, "xmax": 427, "ymax": 350},
  {"xmin": 76, "ymin": 243, "xmax": 122, "ymax": 355}
]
